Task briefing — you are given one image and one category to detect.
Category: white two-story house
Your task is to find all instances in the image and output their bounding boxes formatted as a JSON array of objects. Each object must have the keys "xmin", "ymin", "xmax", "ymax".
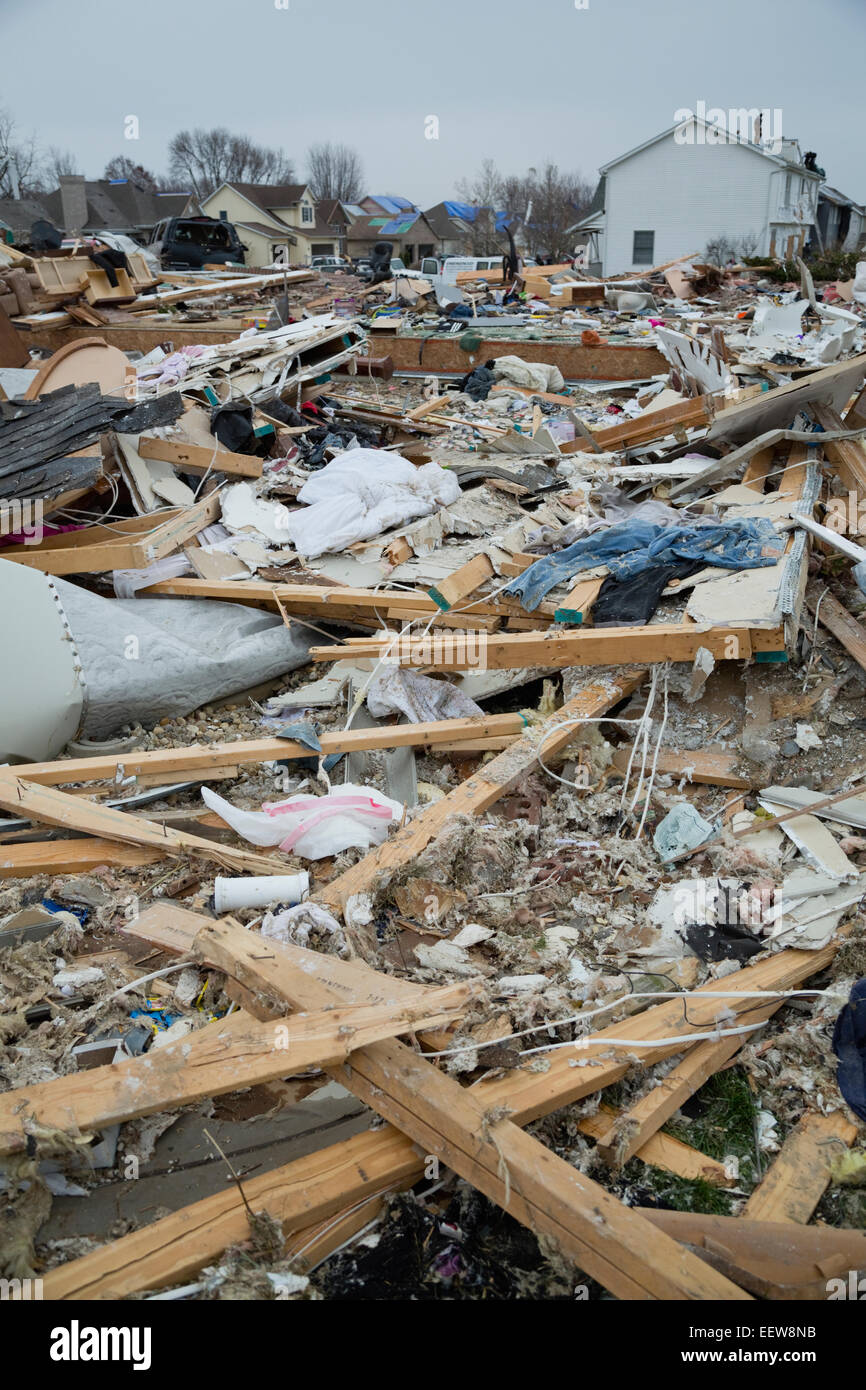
[{"xmin": 571, "ymin": 119, "xmax": 847, "ymax": 276}]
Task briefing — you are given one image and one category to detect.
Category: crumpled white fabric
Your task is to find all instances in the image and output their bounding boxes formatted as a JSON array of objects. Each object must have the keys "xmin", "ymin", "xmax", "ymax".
[
  {"xmin": 202, "ymin": 782, "xmax": 404, "ymax": 860},
  {"xmin": 281, "ymin": 448, "xmax": 460, "ymax": 558},
  {"xmin": 492, "ymin": 355, "xmax": 565, "ymax": 394},
  {"xmin": 366, "ymin": 666, "xmax": 483, "ymax": 723},
  {"xmin": 261, "ymin": 902, "xmax": 348, "ymax": 957}
]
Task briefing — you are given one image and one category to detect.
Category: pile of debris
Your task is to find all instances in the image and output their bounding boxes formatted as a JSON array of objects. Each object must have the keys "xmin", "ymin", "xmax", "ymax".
[{"xmin": 1, "ymin": 243, "xmax": 866, "ymax": 1304}]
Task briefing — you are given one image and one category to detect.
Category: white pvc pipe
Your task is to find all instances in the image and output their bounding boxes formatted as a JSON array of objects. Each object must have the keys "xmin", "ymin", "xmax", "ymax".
[{"xmin": 214, "ymin": 873, "xmax": 309, "ymax": 913}]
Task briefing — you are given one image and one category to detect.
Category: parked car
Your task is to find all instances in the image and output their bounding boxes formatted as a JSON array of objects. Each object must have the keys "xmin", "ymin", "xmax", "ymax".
[
  {"xmin": 148, "ymin": 217, "xmax": 245, "ymax": 270},
  {"xmin": 311, "ymin": 256, "xmax": 352, "ymax": 272}
]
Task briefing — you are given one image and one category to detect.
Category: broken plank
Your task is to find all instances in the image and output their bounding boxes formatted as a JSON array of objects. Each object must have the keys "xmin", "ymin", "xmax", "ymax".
[
  {"xmin": 809, "ymin": 589, "xmax": 866, "ymax": 674},
  {"xmin": 429, "ymin": 553, "xmax": 495, "ymax": 612},
  {"xmin": 553, "ymin": 576, "xmax": 604, "ymax": 625},
  {"xmin": 639, "ymin": 1209, "xmax": 866, "ymax": 1300},
  {"xmin": 576, "ymin": 1104, "xmax": 730, "ymax": 1184},
  {"xmin": 611, "ymin": 746, "xmax": 753, "ymax": 789},
  {"xmin": 191, "ymin": 916, "xmax": 748, "ymax": 1301},
  {"xmin": 17, "ymin": 714, "xmax": 534, "ymax": 787},
  {"xmin": 0, "ymin": 775, "xmax": 284, "ymax": 876},
  {"xmin": 742, "ymin": 1111, "xmax": 859, "ymax": 1223},
  {"xmin": 0, "ymin": 983, "xmax": 478, "ymax": 1156},
  {"xmin": 309, "ymin": 624, "xmax": 760, "ymax": 670},
  {"xmin": 313, "ymin": 671, "xmax": 646, "ymax": 912},
  {"xmin": 0, "ymin": 838, "xmax": 162, "ymax": 877},
  {"xmin": 137, "ymin": 435, "xmax": 263, "ymax": 479}
]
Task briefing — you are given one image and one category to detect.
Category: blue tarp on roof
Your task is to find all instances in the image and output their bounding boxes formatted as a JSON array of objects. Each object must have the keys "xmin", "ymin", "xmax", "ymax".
[
  {"xmin": 370, "ymin": 195, "xmax": 416, "ymax": 215},
  {"xmin": 443, "ymin": 200, "xmax": 510, "ymax": 233},
  {"xmin": 379, "ymin": 211, "xmax": 421, "ymax": 235}
]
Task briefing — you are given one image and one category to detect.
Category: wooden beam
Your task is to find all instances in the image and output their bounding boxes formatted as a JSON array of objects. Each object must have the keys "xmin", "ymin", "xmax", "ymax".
[
  {"xmin": 0, "ymin": 839, "xmax": 162, "ymax": 878},
  {"xmin": 0, "ymin": 983, "xmax": 477, "ymax": 1156},
  {"xmin": 638, "ymin": 1208, "xmax": 866, "ymax": 1300},
  {"xmin": 428, "ymin": 554, "xmax": 495, "ymax": 612},
  {"xmin": 593, "ymin": 1024, "xmax": 776, "ymax": 1170},
  {"xmin": 576, "ymin": 1104, "xmax": 730, "ymax": 1184},
  {"xmin": 611, "ymin": 746, "xmax": 753, "ymax": 789},
  {"xmin": 812, "ymin": 403, "xmax": 866, "ymax": 491},
  {"xmin": 560, "ymin": 394, "xmax": 716, "ymax": 455},
  {"xmin": 553, "ymin": 576, "xmax": 604, "ymax": 625},
  {"xmin": 312, "ymin": 672, "xmax": 646, "ymax": 912},
  {"xmin": 742, "ymin": 1112, "xmax": 859, "ymax": 1223},
  {"xmin": 16, "ymin": 713, "xmax": 536, "ymax": 787},
  {"xmin": 808, "ymin": 589, "xmax": 866, "ymax": 675},
  {"xmin": 137, "ymin": 436, "xmax": 263, "ymax": 479},
  {"xmin": 1, "ymin": 492, "xmax": 221, "ymax": 575},
  {"xmin": 52, "ymin": 902, "xmax": 835, "ymax": 1300},
  {"xmin": 0, "ymin": 775, "xmax": 285, "ymax": 876},
  {"xmin": 189, "ymin": 916, "xmax": 748, "ymax": 1301},
  {"xmin": 309, "ymin": 624, "xmax": 761, "ymax": 670}
]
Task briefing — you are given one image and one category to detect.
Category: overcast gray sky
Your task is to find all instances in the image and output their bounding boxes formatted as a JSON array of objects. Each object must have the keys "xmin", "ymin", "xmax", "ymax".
[{"xmin": 3, "ymin": 0, "xmax": 864, "ymax": 205}]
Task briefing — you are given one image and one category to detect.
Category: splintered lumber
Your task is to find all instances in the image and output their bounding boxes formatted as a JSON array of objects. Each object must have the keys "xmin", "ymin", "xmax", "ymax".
[
  {"xmin": 808, "ymin": 589, "xmax": 866, "ymax": 675},
  {"xmin": 593, "ymin": 1012, "xmax": 780, "ymax": 1170},
  {"xmin": 17, "ymin": 713, "xmax": 535, "ymax": 787},
  {"xmin": 576, "ymin": 1105, "xmax": 730, "ymax": 1184},
  {"xmin": 639, "ymin": 1209, "xmax": 866, "ymax": 1300},
  {"xmin": 560, "ymin": 393, "xmax": 716, "ymax": 454},
  {"xmin": 0, "ymin": 776, "xmax": 283, "ymax": 876},
  {"xmin": 313, "ymin": 671, "xmax": 647, "ymax": 912},
  {"xmin": 42, "ymin": 1128, "xmax": 423, "ymax": 1300},
  {"xmin": 59, "ymin": 903, "xmax": 835, "ymax": 1301},
  {"xmin": 742, "ymin": 1111, "xmax": 859, "ymax": 1224},
  {"xmin": 137, "ymin": 435, "xmax": 263, "ymax": 479},
  {"xmin": 0, "ymin": 983, "xmax": 478, "ymax": 1156},
  {"xmin": 611, "ymin": 745, "xmax": 753, "ymax": 789},
  {"xmin": 811, "ymin": 403, "xmax": 866, "ymax": 492},
  {"xmin": 0, "ymin": 492, "xmax": 221, "ymax": 575},
  {"xmin": 0, "ymin": 839, "xmax": 162, "ymax": 877},
  {"xmin": 429, "ymin": 553, "xmax": 495, "ymax": 611},
  {"xmin": 554, "ymin": 576, "xmax": 604, "ymax": 625},
  {"xmin": 187, "ymin": 916, "xmax": 746, "ymax": 1300},
  {"xmin": 310, "ymin": 623, "xmax": 765, "ymax": 670},
  {"xmin": 141, "ymin": 576, "xmax": 550, "ymax": 624}
]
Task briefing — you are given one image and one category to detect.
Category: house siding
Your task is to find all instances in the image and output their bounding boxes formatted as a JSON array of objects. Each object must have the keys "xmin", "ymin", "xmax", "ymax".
[{"xmin": 601, "ymin": 132, "xmax": 814, "ymax": 274}]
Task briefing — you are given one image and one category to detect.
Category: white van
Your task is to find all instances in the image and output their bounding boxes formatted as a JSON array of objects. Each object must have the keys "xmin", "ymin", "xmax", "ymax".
[{"xmin": 442, "ymin": 255, "xmax": 504, "ymax": 285}]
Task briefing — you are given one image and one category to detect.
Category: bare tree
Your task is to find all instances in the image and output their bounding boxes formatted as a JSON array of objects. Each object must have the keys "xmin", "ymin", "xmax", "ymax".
[
  {"xmin": 104, "ymin": 155, "xmax": 163, "ymax": 190},
  {"xmin": 167, "ymin": 128, "xmax": 294, "ymax": 199},
  {"xmin": 517, "ymin": 164, "xmax": 594, "ymax": 260},
  {"xmin": 455, "ymin": 160, "xmax": 505, "ymax": 254},
  {"xmin": 306, "ymin": 143, "xmax": 364, "ymax": 203},
  {"xmin": 43, "ymin": 147, "xmax": 80, "ymax": 185},
  {"xmin": 0, "ymin": 107, "xmax": 43, "ymax": 196}
]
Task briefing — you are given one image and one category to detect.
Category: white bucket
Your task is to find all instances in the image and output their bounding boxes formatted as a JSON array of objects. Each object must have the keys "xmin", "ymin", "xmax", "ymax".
[{"xmin": 214, "ymin": 872, "xmax": 310, "ymax": 913}]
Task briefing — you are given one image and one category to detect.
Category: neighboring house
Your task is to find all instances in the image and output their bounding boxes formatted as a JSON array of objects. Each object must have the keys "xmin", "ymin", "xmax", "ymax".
[
  {"xmin": 346, "ymin": 208, "xmax": 439, "ymax": 264},
  {"xmin": 0, "ymin": 196, "xmax": 56, "ymax": 243},
  {"xmin": 200, "ymin": 182, "xmax": 340, "ymax": 266},
  {"xmin": 42, "ymin": 176, "xmax": 195, "ymax": 239},
  {"xmin": 569, "ymin": 120, "xmax": 840, "ymax": 276},
  {"xmin": 815, "ymin": 185, "xmax": 865, "ymax": 253},
  {"xmin": 423, "ymin": 201, "xmax": 512, "ymax": 257}
]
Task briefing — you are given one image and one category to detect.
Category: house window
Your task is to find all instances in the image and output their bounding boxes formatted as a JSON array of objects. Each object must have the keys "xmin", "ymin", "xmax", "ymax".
[
  {"xmin": 632, "ymin": 230, "xmax": 654, "ymax": 265},
  {"xmin": 301, "ymin": 204, "xmax": 313, "ymax": 224},
  {"xmin": 784, "ymin": 173, "xmax": 792, "ymax": 205}
]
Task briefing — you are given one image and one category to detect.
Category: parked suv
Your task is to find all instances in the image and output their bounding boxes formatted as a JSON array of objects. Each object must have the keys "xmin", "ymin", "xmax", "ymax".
[
  {"xmin": 149, "ymin": 217, "xmax": 245, "ymax": 270},
  {"xmin": 311, "ymin": 256, "xmax": 352, "ymax": 272}
]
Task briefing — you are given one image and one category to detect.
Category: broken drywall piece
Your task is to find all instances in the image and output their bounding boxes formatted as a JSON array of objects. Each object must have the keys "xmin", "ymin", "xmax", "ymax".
[
  {"xmin": 760, "ymin": 785, "xmax": 866, "ymax": 831},
  {"xmin": 759, "ymin": 799, "xmax": 857, "ymax": 880},
  {"xmin": 221, "ymin": 480, "xmax": 293, "ymax": 545},
  {"xmin": 685, "ymin": 645, "xmax": 715, "ymax": 703}
]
